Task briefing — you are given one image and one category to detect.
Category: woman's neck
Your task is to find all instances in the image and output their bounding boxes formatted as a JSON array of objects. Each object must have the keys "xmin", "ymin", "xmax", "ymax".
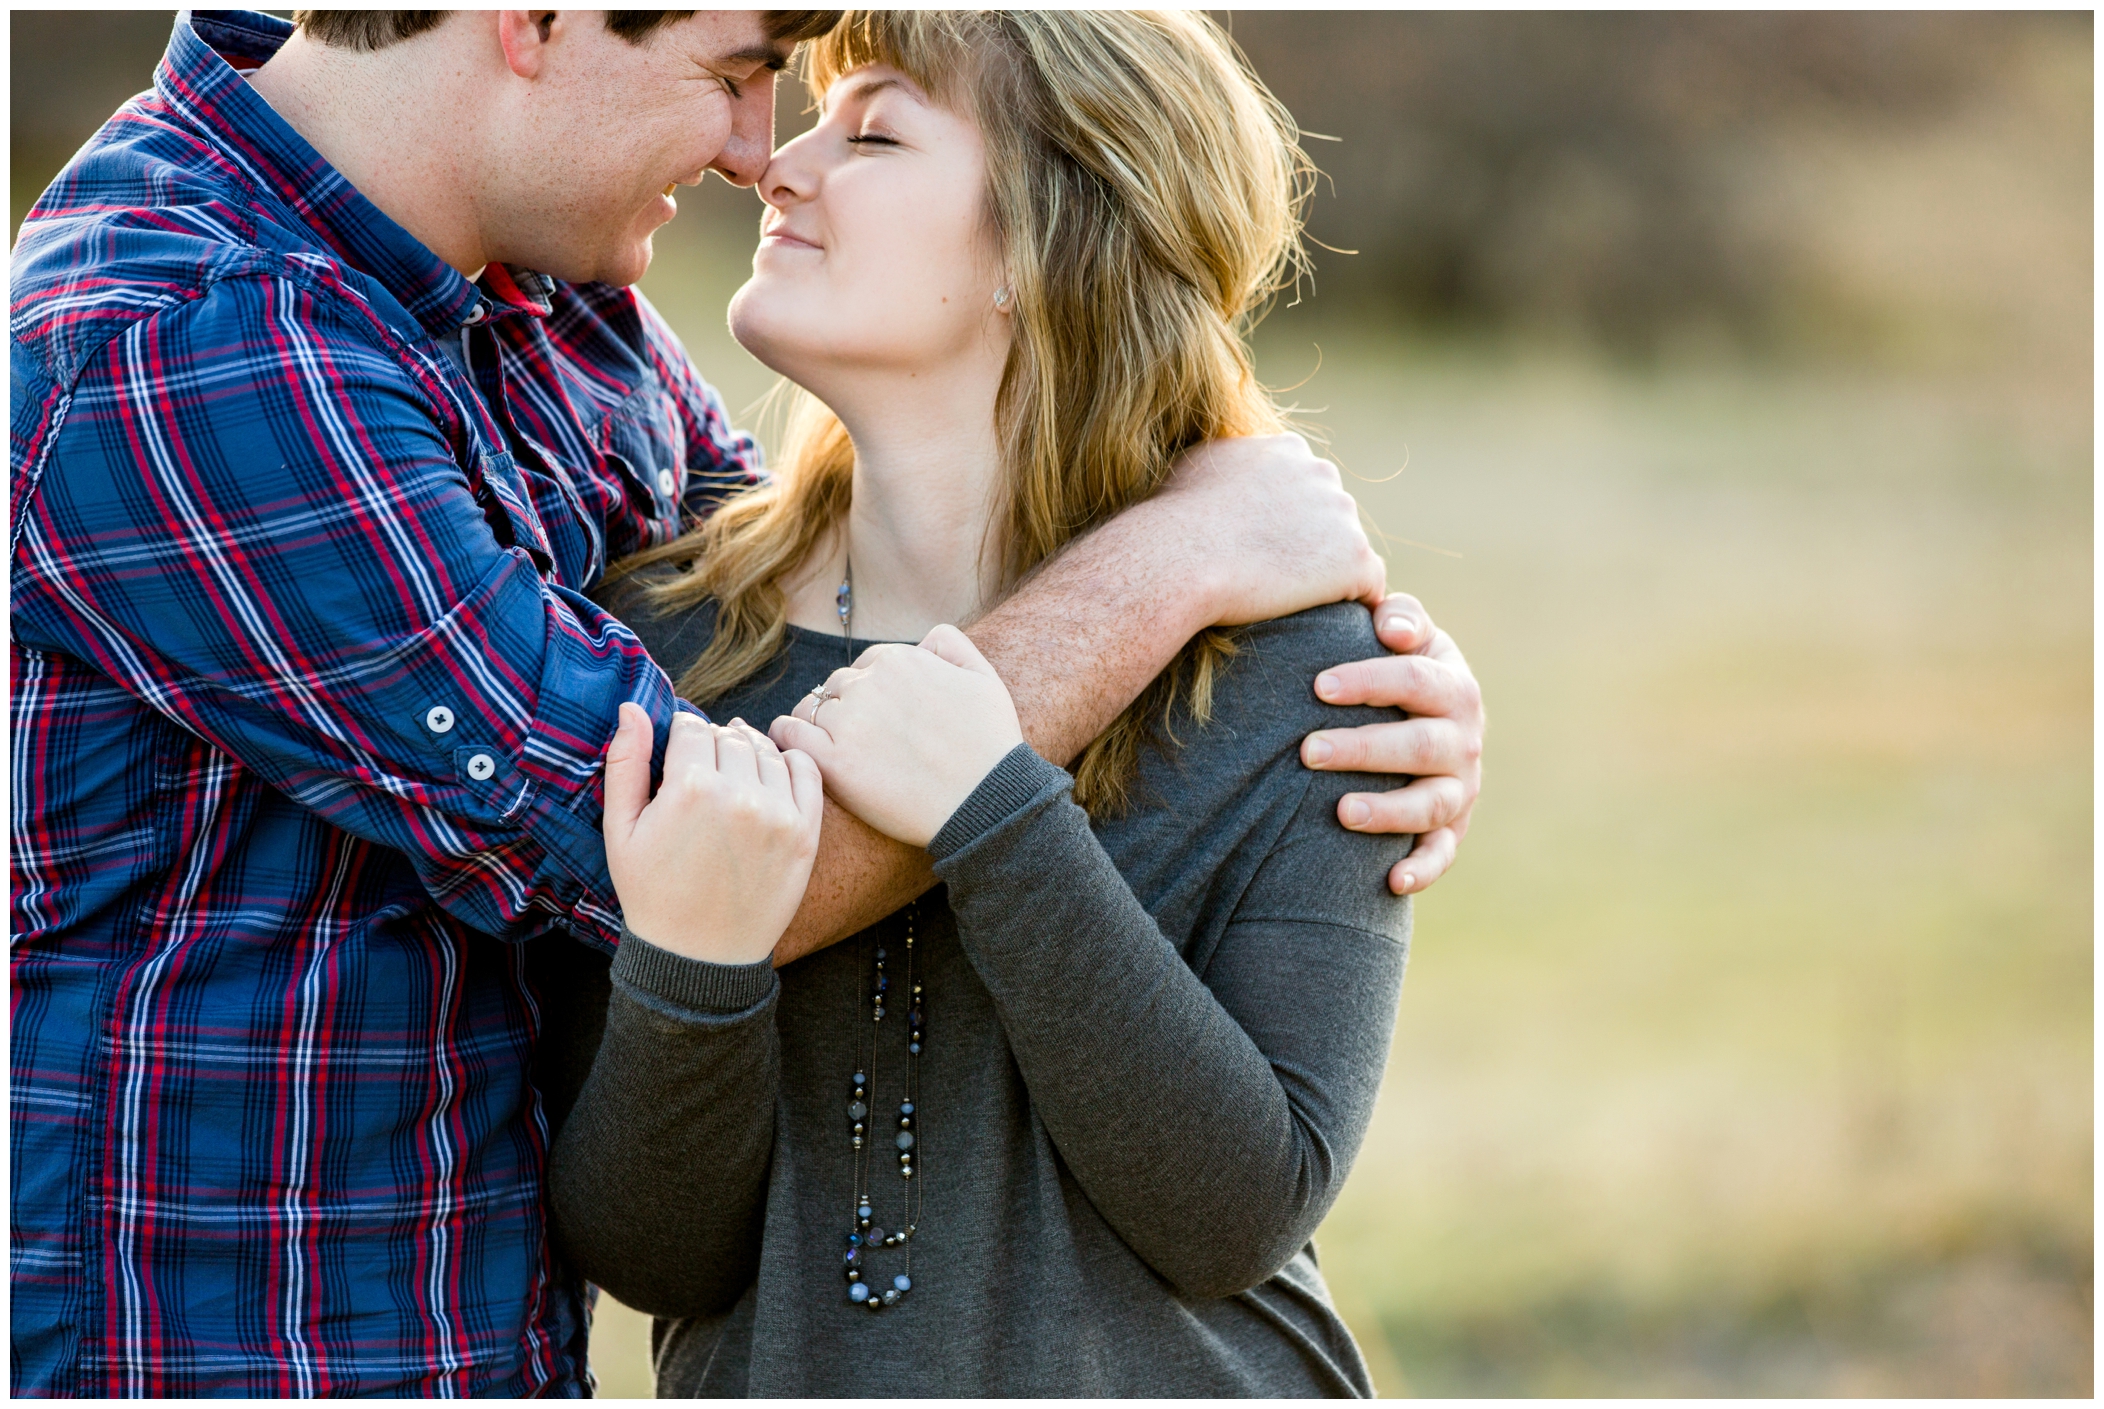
[{"xmin": 784, "ymin": 370, "xmax": 1006, "ymax": 643}]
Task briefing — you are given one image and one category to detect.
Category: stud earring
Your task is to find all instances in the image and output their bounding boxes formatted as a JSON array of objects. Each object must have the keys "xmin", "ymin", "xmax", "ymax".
[{"xmin": 993, "ymin": 286, "xmax": 1011, "ymax": 309}]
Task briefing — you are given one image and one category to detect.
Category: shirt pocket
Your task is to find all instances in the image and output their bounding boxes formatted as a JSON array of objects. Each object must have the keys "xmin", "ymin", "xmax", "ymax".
[
  {"xmin": 598, "ymin": 376, "xmax": 686, "ymax": 526},
  {"xmin": 467, "ymin": 448, "xmax": 556, "ymax": 576}
]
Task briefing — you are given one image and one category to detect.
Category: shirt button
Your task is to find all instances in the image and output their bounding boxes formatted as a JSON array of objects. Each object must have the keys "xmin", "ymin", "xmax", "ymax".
[
  {"xmin": 425, "ymin": 706, "xmax": 456, "ymax": 734},
  {"xmin": 657, "ymin": 469, "xmax": 678, "ymax": 498},
  {"xmin": 467, "ymin": 753, "xmax": 496, "ymax": 781},
  {"xmin": 463, "ymin": 302, "xmax": 487, "ymax": 326}
]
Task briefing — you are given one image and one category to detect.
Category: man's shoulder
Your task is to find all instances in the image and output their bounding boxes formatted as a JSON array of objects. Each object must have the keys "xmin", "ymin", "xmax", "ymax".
[{"xmin": 11, "ymin": 108, "xmax": 412, "ymax": 390}]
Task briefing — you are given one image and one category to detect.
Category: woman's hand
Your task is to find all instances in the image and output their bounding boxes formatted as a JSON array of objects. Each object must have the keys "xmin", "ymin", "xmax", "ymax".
[
  {"xmin": 770, "ymin": 625, "xmax": 1024, "ymax": 848},
  {"xmin": 603, "ymin": 705, "xmax": 824, "ymax": 965}
]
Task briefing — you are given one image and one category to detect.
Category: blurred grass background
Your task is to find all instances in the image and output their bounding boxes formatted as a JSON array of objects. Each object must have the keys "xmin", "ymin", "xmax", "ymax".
[{"xmin": 14, "ymin": 11, "xmax": 2092, "ymax": 1397}]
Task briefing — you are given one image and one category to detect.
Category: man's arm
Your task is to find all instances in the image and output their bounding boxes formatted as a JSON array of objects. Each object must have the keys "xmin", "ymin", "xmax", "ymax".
[
  {"xmin": 11, "ymin": 279, "xmax": 688, "ymax": 951},
  {"xmin": 772, "ymin": 434, "xmax": 1386, "ymax": 963}
]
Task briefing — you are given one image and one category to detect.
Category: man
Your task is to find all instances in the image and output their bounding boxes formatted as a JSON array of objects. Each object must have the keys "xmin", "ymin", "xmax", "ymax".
[{"xmin": 9, "ymin": 10, "xmax": 1483, "ymax": 1396}]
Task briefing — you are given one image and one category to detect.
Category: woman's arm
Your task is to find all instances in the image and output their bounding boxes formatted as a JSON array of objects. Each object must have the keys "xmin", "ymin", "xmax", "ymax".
[
  {"xmin": 548, "ymin": 708, "xmax": 819, "ymax": 1315},
  {"xmin": 546, "ymin": 939, "xmax": 780, "ymax": 1318},
  {"xmin": 926, "ymin": 747, "xmax": 1409, "ymax": 1298}
]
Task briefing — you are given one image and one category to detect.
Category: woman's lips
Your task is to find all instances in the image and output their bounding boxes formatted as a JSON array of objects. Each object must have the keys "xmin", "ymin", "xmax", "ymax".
[{"xmin": 760, "ymin": 228, "xmax": 821, "ymax": 251}]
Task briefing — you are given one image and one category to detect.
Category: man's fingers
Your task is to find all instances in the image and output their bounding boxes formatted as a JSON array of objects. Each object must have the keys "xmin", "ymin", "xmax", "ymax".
[
  {"xmin": 1350, "ymin": 540, "xmax": 1389, "ymax": 611},
  {"xmin": 602, "ymin": 702, "xmax": 654, "ymax": 841},
  {"xmin": 1336, "ymin": 776, "xmax": 1469, "ymax": 835},
  {"xmin": 1303, "ymin": 716, "xmax": 1477, "ymax": 777},
  {"xmin": 1312, "ymin": 653, "xmax": 1479, "ymax": 719},
  {"xmin": 1373, "ymin": 592, "xmax": 1428, "ymax": 653},
  {"xmin": 1389, "ymin": 827, "xmax": 1456, "ymax": 896}
]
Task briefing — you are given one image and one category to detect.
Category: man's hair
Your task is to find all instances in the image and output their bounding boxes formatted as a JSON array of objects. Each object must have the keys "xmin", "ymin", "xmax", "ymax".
[{"xmin": 292, "ymin": 11, "xmax": 840, "ymax": 52}]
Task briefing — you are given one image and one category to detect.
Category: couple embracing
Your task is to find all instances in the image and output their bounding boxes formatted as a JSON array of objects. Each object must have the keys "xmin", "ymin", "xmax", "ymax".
[{"xmin": 10, "ymin": 9, "xmax": 1483, "ymax": 1398}]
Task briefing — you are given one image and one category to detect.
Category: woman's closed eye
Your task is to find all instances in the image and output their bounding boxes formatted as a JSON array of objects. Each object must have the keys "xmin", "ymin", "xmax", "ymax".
[{"xmin": 846, "ymin": 133, "xmax": 902, "ymax": 151}]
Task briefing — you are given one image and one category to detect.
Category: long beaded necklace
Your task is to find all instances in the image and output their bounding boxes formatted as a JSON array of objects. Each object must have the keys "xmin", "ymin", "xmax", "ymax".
[{"xmin": 834, "ymin": 557, "xmax": 925, "ymax": 1312}]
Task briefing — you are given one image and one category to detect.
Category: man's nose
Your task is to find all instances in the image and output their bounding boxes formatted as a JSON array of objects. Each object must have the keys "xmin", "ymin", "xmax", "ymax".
[{"xmin": 708, "ymin": 73, "xmax": 778, "ymax": 189}]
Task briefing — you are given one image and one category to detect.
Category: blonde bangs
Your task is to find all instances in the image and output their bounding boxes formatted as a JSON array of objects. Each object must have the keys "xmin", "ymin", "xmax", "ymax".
[{"xmin": 800, "ymin": 11, "xmax": 982, "ymax": 111}]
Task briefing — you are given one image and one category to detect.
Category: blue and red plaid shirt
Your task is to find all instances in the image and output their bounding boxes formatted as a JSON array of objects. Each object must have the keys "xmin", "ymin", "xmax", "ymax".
[{"xmin": 10, "ymin": 11, "xmax": 759, "ymax": 1395}]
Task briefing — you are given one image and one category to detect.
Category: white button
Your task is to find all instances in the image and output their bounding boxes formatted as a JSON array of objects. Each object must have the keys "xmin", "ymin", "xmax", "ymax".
[
  {"xmin": 425, "ymin": 706, "xmax": 455, "ymax": 734},
  {"xmin": 657, "ymin": 469, "xmax": 678, "ymax": 498},
  {"xmin": 462, "ymin": 302, "xmax": 487, "ymax": 325},
  {"xmin": 467, "ymin": 753, "xmax": 496, "ymax": 781}
]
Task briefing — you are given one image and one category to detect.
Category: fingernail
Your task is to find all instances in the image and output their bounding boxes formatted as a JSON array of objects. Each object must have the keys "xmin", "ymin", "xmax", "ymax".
[
  {"xmin": 1305, "ymin": 736, "xmax": 1333, "ymax": 765},
  {"xmin": 1398, "ymin": 871, "xmax": 1416, "ymax": 893},
  {"xmin": 1343, "ymin": 798, "xmax": 1371, "ymax": 827},
  {"xmin": 1315, "ymin": 672, "xmax": 1341, "ymax": 700}
]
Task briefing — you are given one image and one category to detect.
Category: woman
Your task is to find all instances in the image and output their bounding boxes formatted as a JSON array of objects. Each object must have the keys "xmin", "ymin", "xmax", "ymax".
[{"xmin": 550, "ymin": 11, "xmax": 1413, "ymax": 1395}]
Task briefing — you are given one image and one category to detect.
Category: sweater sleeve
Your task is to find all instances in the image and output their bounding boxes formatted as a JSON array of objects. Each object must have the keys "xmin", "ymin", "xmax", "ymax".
[
  {"xmin": 545, "ymin": 930, "xmax": 780, "ymax": 1319},
  {"xmin": 929, "ymin": 745, "xmax": 1410, "ymax": 1299}
]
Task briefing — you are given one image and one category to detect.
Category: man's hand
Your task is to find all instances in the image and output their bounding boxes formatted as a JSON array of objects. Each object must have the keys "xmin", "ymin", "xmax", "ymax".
[
  {"xmin": 1300, "ymin": 594, "xmax": 1483, "ymax": 896},
  {"xmin": 1154, "ymin": 433, "xmax": 1388, "ymax": 624}
]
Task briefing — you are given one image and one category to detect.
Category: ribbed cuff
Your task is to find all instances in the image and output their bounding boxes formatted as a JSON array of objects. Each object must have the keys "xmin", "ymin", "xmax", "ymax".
[
  {"xmin": 613, "ymin": 926, "xmax": 777, "ymax": 1015},
  {"xmin": 927, "ymin": 744, "xmax": 1069, "ymax": 862}
]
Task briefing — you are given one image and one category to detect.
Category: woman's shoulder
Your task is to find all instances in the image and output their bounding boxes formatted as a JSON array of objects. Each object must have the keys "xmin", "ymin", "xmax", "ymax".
[
  {"xmin": 1204, "ymin": 601, "xmax": 1401, "ymax": 742},
  {"xmin": 1100, "ymin": 602, "xmax": 1409, "ymax": 949}
]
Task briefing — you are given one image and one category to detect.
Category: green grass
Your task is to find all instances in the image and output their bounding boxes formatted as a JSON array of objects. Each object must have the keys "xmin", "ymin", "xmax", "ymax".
[{"xmin": 587, "ymin": 221, "xmax": 2091, "ymax": 1397}]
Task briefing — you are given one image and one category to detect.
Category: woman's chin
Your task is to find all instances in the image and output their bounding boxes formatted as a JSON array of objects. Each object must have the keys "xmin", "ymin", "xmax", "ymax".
[{"xmin": 727, "ymin": 291, "xmax": 816, "ymax": 383}]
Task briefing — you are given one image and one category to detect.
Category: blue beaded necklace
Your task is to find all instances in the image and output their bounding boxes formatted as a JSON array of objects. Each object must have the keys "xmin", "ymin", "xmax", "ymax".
[{"xmin": 835, "ymin": 559, "xmax": 924, "ymax": 1312}]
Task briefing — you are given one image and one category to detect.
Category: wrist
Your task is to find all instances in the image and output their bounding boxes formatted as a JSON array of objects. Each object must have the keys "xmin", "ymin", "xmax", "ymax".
[
  {"xmin": 618, "ymin": 910, "xmax": 779, "ymax": 968},
  {"xmin": 615, "ymin": 926, "xmax": 777, "ymax": 1014}
]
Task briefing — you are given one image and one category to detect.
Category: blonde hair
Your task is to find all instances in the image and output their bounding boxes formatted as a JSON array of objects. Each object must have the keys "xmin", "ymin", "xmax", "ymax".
[{"xmin": 623, "ymin": 10, "xmax": 1314, "ymax": 814}]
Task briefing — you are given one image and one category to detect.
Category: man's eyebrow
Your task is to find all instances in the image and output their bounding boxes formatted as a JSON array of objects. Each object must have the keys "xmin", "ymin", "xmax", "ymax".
[{"xmin": 713, "ymin": 43, "xmax": 796, "ymax": 73}]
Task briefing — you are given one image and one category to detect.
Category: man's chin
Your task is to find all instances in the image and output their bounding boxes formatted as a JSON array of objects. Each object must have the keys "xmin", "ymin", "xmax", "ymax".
[
  {"xmin": 530, "ymin": 236, "xmax": 654, "ymax": 290},
  {"xmin": 588, "ymin": 236, "xmax": 655, "ymax": 289}
]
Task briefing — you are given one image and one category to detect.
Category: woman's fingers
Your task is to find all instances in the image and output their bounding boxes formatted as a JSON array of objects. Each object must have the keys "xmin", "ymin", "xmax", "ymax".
[
  {"xmin": 1336, "ymin": 774, "xmax": 1469, "ymax": 834},
  {"xmin": 784, "ymin": 748, "xmax": 825, "ymax": 828},
  {"xmin": 770, "ymin": 712, "xmax": 834, "ymax": 760},
  {"xmin": 1389, "ymin": 826, "xmax": 1457, "ymax": 895},
  {"xmin": 713, "ymin": 719, "xmax": 761, "ymax": 787},
  {"xmin": 918, "ymin": 623, "xmax": 1000, "ymax": 680},
  {"xmin": 602, "ymin": 702, "xmax": 655, "ymax": 844},
  {"xmin": 724, "ymin": 718, "xmax": 782, "ymax": 786},
  {"xmin": 662, "ymin": 711, "xmax": 719, "ymax": 795}
]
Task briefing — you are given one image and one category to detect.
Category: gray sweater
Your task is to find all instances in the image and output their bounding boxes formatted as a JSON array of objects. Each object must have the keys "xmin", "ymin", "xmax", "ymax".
[{"xmin": 542, "ymin": 599, "xmax": 1412, "ymax": 1397}]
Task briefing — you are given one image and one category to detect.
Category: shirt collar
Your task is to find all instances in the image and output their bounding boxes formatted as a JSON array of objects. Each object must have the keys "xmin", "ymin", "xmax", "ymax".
[{"xmin": 161, "ymin": 11, "xmax": 549, "ymax": 335}]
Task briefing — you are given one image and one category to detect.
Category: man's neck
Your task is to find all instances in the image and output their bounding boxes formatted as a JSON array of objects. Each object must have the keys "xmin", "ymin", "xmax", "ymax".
[{"xmin": 247, "ymin": 29, "xmax": 492, "ymax": 278}]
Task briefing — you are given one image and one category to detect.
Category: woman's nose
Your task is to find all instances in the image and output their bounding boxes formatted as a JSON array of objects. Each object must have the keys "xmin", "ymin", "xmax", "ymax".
[{"xmin": 757, "ymin": 131, "xmax": 822, "ymax": 210}]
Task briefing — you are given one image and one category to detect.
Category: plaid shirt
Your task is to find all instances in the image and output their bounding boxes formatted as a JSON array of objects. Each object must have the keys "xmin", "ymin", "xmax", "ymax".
[{"xmin": 10, "ymin": 12, "xmax": 758, "ymax": 1396}]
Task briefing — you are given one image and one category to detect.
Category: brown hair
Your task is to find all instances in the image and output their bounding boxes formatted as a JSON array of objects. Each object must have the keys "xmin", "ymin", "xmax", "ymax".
[
  {"xmin": 623, "ymin": 11, "xmax": 1314, "ymax": 815},
  {"xmin": 291, "ymin": 11, "xmax": 840, "ymax": 51}
]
